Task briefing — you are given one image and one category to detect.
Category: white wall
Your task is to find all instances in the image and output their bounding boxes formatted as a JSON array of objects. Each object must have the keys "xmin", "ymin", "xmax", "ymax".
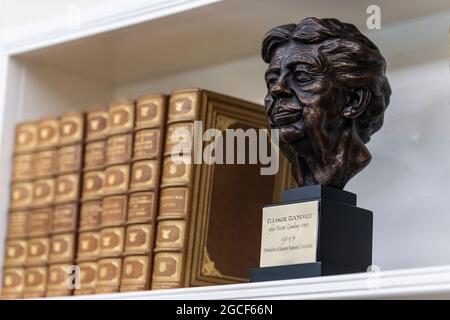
[{"xmin": 116, "ymin": 12, "xmax": 450, "ymax": 271}]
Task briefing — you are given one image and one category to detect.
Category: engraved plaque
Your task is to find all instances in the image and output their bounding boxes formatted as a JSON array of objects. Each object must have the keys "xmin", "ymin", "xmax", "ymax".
[
  {"xmin": 130, "ymin": 159, "xmax": 157, "ymax": 191},
  {"xmin": 159, "ymin": 188, "xmax": 189, "ymax": 217},
  {"xmin": 50, "ymin": 233, "xmax": 75, "ymax": 263},
  {"xmin": 57, "ymin": 144, "xmax": 82, "ymax": 174},
  {"xmin": 79, "ymin": 200, "xmax": 101, "ymax": 231},
  {"xmin": 28, "ymin": 207, "xmax": 51, "ymax": 237},
  {"xmin": 1, "ymin": 267, "xmax": 25, "ymax": 299},
  {"xmin": 124, "ymin": 224, "xmax": 152, "ymax": 255},
  {"xmin": 121, "ymin": 256, "xmax": 150, "ymax": 292},
  {"xmin": 59, "ymin": 112, "xmax": 84, "ymax": 146},
  {"xmin": 96, "ymin": 258, "xmax": 122, "ymax": 294},
  {"xmin": 27, "ymin": 237, "xmax": 50, "ymax": 266},
  {"xmin": 101, "ymin": 195, "xmax": 127, "ymax": 227},
  {"xmin": 47, "ymin": 264, "xmax": 72, "ymax": 297},
  {"xmin": 127, "ymin": 191, "xmax": 155, "ymax": 223},
  {"xmin": 133, "ymin": 129, "xmax": 160, "ymax": 160},
  {"xmin": 52, "ymin": 203, "xmax": 78, "ymax": 234},
  {"xmin": 4, "ymin": 240, "xmax": 27, "ymax": 266},
  {"xmin": 10, "ymin": 182, "xmax": 33, "ymax": 209},
  {"xmin": 99, "ymin": 227, "xmax": 125, "ymax": 257},
  {"xmin": 86, "ymin": 108, "xmax": 108, "ymax": 141},
  {"xmin": 74, "ymin": 262, "xmax": 97, "ymax": 296},
  {"xmin": 77, "ymin": 231, "xmax": 99, "ymax": 261},
  {"xmin": 164, "ymin": 123, "xmax": 193, "ymax": 156},
  {"xmin": 37, "ymin": 118, "xmax": 59, "ymax": 149},
  {"xmin": 167, "ymin": 93, "xmax": 197, "ymax": 123},
  {"xmin": 7, "ymin": 210, "xmax": 28, "ymax": 239},
  {"xmin": 34, "ymin": 149, "xmax": 56, "ymax": 178},
  {"xmin": 54, "ymin": 174, "xmax": 80, "ymax": 204},
  {"xmin": 161, "ymin": 157, "xmax": 191, "ymax": 186},
  {"xmin": 15, "ymin": 122, "xmax": 37, "ymax": 153},
  {"xmin": 12, "ymin": 153, "xmax": 34, "ymax": 181},
  {"xmin": 151, "ymin": 253, "xmax": 182, "ymax": 286},
  {"xmin": 106, "ymin": 133, "xmax": 132, "ymax": 165},
  {"xmin": 32, "ymin": 179, "xmax": 55, "ymax": 208},
  {"xmin": 84, "ymin": 140, "xmax": 107, "ymax": 170},
  {"xmin": 260, "ymin": 201, "xmax": 319, "ymax": 268},
  {"xmin": 82, "ymin": 170, "xmax": 104, "ymax": 200},
  {"xmin": 104, "ymin": 165, "xmax": 129, "ymax": 195},
  {"xmin": 23, "ymin": 267, "xmax": 47, "ymax": 298},
  {"xmin": 135, "ymin": 94, "xmax": 164, "ymax": 128},
  {"xmin": 155, "ymin": 220, "xmax": 185, "ymax": 249},
  {"xmin": 109, "ymin": 99, "xmax": 134, "ymax": 135}
]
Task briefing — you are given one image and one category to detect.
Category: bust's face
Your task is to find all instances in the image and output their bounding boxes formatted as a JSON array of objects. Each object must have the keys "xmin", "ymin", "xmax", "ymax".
[{"xmin": 264, "ymin": 41, "xmax": 345, "ymax": 150}]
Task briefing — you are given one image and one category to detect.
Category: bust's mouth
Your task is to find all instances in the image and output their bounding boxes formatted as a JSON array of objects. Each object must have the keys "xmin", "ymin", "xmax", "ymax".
[{"xmin": 271, "ymin": 110, "xmax": 302, "ymax": 127}]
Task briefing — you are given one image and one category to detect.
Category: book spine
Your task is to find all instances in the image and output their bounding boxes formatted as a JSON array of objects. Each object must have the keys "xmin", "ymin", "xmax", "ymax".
[
  {"xmin": 120, "ymin": 94, "xmax": 167, "ymax": 292},
  {"xmin": 95, "ymin": 99, "xmax": 135, "ymax": 294},
  {"xmin": 23, "ymin": 117, "xmax": 60, "ymax": 298},
  {"xmin": 1, "ymin": 122, "xmax": 37, "ymax": 299},
  {"xmin": 151, "ymin": 89, "xmax": 200, "ymax": 289},
  {"xmin": 74, "ymin": 107, "xmax": 108, "ymax": 296},
  {"xmin": 46, "ymin": 112, "xmax": 85, "ymax": 297}
]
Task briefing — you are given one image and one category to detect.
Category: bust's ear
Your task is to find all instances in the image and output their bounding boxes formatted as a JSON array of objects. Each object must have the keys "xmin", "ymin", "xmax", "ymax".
[{"xmin": 342, "ymin": 87, "xmax": 371, "ymax": 119}]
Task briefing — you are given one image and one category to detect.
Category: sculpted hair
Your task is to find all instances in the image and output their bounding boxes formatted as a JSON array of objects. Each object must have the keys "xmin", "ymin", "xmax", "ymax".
[{"xmin": 262, "ymin": 17, "xmax": 391, "ymax": 143}]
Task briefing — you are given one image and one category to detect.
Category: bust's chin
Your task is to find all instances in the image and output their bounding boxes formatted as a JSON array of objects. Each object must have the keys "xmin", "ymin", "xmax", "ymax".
[{"xmin": 278, "ymin": 121, "xmax": 306, "ymax": 144}]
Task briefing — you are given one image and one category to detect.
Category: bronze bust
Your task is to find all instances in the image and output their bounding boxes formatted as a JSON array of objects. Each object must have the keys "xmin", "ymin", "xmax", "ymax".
[{"xmin": 263, "ymin": 17, "xmax": 391, "ymax": 189}]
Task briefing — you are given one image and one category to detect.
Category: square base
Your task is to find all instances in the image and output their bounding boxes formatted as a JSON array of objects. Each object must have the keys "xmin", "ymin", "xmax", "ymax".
[{"xmin": 249, "ymin": 262, "xmax": 363, "ymax": 282}]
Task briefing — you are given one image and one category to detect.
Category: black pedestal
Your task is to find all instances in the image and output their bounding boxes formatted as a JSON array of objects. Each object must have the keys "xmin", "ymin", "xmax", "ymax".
[{"xmin": 249, "ymin": 185, "xmax": 373, "ymax": 282}]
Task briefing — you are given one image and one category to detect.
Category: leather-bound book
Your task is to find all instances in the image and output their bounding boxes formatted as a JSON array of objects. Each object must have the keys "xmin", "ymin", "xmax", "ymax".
[
  {"xmin": 47, "ymin": 112, "xmax": 85, "ymax": 297},
  {"xmin": 151, "ymin": 89, "xmax": 293, "ymax": 289},
  {"xmin": 21, "ymin": 116, "xmax": 60, "ymax": 298},
  {"xmin": 1, "ymin": 122, "xmax": 38, "ymax": 299},
  {"xmin": 75, "ymin": 107, "xmax": 108, "ymax": 296},
  {"xmin": 96, "ymin": 98, "xmax": 134, "ymax": 294},
  {"xmin": 120, "ymin": 94, "xmax": 167, "ymax": 292},
  {"xmin": 2, "ymin": 211, "xmax": 28, "ymax": 299}
]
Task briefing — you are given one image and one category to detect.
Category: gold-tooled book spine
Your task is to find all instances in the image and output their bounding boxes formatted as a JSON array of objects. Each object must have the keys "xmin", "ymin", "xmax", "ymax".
[
  {"xmin": 74, "ymin": 106, "xmax": 107, "ymax": 296},
  {"xmin": 46, "ymin": 112, "xmax": 85, "ymax": 297},
  {"xmin": 95, "ymin": 98, "xmax": 135, "ymax": 294},
  {"xmin": 19, "ymin": 117, "xmax": 60, "ymax": 298},
  {"xmin": 2, "ymin": 122, "xmax": 38, "ymax": 299},
  {"xmin": 2, "ymin": 118, "xmax": 59, "ymax": 298},
  {"xmin": 120, "ymin": 93, "xmax": 168, "ymax": 293},
  {"xmin": 150, "ymin": 88, "xmax": 201, "ymax": 290}
]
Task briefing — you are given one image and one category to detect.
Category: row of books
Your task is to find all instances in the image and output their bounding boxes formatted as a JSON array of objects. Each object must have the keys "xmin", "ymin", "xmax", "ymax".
[{"xmin": 1, "ymin": 88, "xmax": 292, "ymax": 299}]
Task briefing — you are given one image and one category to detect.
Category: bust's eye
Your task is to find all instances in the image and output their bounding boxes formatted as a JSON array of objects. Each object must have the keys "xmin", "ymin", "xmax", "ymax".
[
  {"xmin": 294, "ymin": 71, "xmax": 312, "ymax": 84},
  {"xmin": 266, "ymin": 76, "xmax": 277, "ymax": 86}
]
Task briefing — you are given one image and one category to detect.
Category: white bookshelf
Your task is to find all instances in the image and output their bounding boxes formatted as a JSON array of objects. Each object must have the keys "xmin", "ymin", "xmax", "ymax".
[
  {"xmin": 54, "ymin": 265, "xmax": 450, "ymax": 300},
  {"xmin": 1, "ymin": 0, "xmax": 449, "ymax": 298}
]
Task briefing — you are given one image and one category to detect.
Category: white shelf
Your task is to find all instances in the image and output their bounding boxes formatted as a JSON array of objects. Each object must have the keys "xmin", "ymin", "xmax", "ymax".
[{"xmin": 55, "ymin": 265, "xmax": 450, "ymax": 300}]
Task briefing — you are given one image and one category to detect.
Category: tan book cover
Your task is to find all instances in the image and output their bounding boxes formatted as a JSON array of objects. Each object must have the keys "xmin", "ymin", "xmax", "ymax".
[
  {"xmin": 46, "ymin": 112, "xmax": 85, "ymax": 297},
  {"xmin": 74, "ymin": 107, "xmax": 106, "ymax": 296},
  {"xmin": 2, "ymin": 121, "xmax": 38, "ymax": 299},
  {"xmin": 93, "ymin": 98, "xmax": 134, "ymax": 294},
  {"xmin": 120, "ymin": 93, "xmax": 167, "ymax": 292}
]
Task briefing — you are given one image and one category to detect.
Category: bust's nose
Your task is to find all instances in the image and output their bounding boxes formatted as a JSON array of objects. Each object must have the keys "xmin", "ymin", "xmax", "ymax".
[{"xmin": 269, "ymin": 78, "xmax": 293, "ymax": 98}]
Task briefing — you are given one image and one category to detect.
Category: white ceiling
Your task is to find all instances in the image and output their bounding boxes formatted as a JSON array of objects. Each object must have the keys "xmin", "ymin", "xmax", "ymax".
[{"xmin": 17, "ymin": 0, "xmax": 450, "ymax": 85}]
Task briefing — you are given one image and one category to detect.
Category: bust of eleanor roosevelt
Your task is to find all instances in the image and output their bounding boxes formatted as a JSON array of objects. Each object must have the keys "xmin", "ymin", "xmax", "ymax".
[{"xmin": 263, "ymin": 17, "xmax": 392, "ymax": 189}]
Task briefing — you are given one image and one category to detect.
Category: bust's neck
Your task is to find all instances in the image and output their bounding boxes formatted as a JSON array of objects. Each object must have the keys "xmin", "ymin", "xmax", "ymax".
[{"xmin": 291, "ymin": 124, "xmax": 371, "ymax": 189}]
